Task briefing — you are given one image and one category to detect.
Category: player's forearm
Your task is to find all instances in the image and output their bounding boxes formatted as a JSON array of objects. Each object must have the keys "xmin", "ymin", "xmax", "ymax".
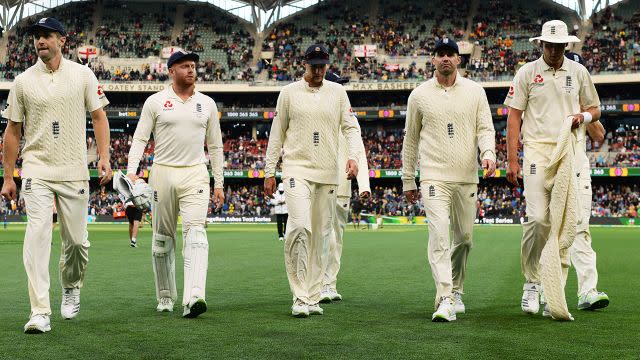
[
  {"xmin": 506, "ymin": 110, "xmax": 523, "ymax": 164},
  {"xmin": 586, "ymin": 121, "xmax": 605, "ymax": 144},
  {"xmin": 127, "ymin": 138, "xmax": 147, "ymax": 174},
  {"xmin": 91, "ymin": 110, "xmax": 111, "ymax": 162},
  {"xmin": 2, "ymin": 122, "xmax": 21, "ymax": 179},
  {"xmin": 207, "ymin": 142, "xmax": 224, "ymax": 188}
]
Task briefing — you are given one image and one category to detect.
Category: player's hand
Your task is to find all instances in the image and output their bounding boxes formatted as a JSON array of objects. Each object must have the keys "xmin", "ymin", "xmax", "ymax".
[
  {"xmin": 506, "ymin": 160, "xmax": 522, "ymax": 186},
  {"xmin": 570, "ymin": 113, "xmax": 584, "ymax": 129},
  {"xmin": 360, "ymin": 191, "xmax": 370, "ymax": 200},
  {"xmin": 404, "ymin": 190, "xmax": 418, "ymax": 204},
  {"xmin": 98, "ymin": 158, "xmax": 112, "ymax": 186},
  {"xmin": 1, "ymin": 178, "xmax": 17, "ymax": 201},
  {"xmin": 213, "ymin": 188, "xmax": 224, "ymax": 209},
  {"xmin": 264, "ymin": 176, "xmax": 276, "ymax": 196},
  {"xmin": 127, "ymin": 173, "xmax": 140, "ymax": 183},
  {"xmin": 346, "ymin": 159, "xmax": 358, "ymax": 180},
  {"xmin": 482, "ymin": 159, "xmax": 496, "ymax": 178}
]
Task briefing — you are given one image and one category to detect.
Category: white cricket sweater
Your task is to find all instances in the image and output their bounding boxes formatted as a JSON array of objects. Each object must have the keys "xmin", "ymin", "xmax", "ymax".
[
  {"xmin": 264, "ymin": 80, "xmax": 361, "ymax": 185},
  {"xmin": 3, "ymin": 58, "xmax": 108, "ymax": 181},
  {"xmin": 402, "ymin": 76, "xmax": 496, "ymax": 190}
]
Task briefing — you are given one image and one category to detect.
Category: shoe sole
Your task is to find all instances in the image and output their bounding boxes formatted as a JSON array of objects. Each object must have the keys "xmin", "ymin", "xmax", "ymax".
[
  {"xmin": 183, "ymin": 299, "xmax": 207, "ymax": 318},
  {"xmin": 578, "ymin": 298, "xmax": 610, "ymax": 310},
  {"xmin": 319, "ymin": 297, "xmax": 332, "ymax": 304},
  {"xmin": 157, "ymin": 307, "xmax": 173, "ymax": 312},
  {"xmin": 432, "ymin": 315, "xmax": 455, "ymax": 322},
  {"xmin": 331, "ymin": 297, "xmax": 342, "ymax": 301},
  {"xmin": 292, "ymin": 312, "xmax": 309, "ymax": 318},
  {"xmin": 24, "ymin": 325, "xmax": 50, "ymax": 334}
]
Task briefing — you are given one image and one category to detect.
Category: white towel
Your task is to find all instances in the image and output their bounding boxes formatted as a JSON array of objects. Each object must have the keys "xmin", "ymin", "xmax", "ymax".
[{"xmin": 540, "ymin": 116, "xmax": 579, "ymax": 321}]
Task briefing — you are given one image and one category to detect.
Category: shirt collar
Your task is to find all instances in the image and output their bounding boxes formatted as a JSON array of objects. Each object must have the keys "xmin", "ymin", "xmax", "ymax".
[
  {"xmin": 539, "ymin": 56, "xmax": 568, "ymax": 72},
  {"xmin": 37, "ymin": 57, "xmax": 66, "ymax": 73},
  {"xmin": 303, "ymin": 79, "xmax": 323, "ymax": 93},
  {"xmin": 167, "ymin": 84, "xmax": 195, "ymax": 102},
  {"xmin": 433, "ymin": 73, "xmax": 459, "ymax": 89}
]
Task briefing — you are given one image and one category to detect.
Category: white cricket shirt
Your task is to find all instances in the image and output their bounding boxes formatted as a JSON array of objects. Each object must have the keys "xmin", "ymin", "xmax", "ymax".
[{"xmin": 127, "ymin": 86, "xmax": 224, "ymax": 188}]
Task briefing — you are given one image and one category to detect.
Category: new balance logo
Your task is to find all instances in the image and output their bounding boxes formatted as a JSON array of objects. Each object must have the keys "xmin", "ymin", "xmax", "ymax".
[
  {"xmin": 428, "ymin": 185, "xmax": 435, "ymax": 197},
  {"xmin": 78, "ymin": 189, "xmax": 85, "ymax": 195},
  {"xmin": 329, "ymin": 189, "xmax": 334, "ymax": 194},
  {"xmin": 197, "ymin": 189, "xmax": 204, "ymax": 194},
  {"xmin": 52, "ymin": 121, "xmax": 60, "ymax": 138},
  {"xmin": 196, "ymin": 103, "xmax": 202, "ymax": 112},
  {"xmin": 289, "ymin": 178, "xmax": 295, "ymax": 188},
  {"xmin": 447, "ymin": 123, "xmax": 454, "ymax": 138},
  {"xmin": 25, "ymin": 178, "xmax": 32, "ymax": 191},
  {"xmin": 313, "ymin": 132, "xmax": 320, "ymax": 146},
  {"xmin": 530, "ymin": 164, "xmax": 536, "ymax": 175},
  {"xmin": 470, "ymin": 193, "xmax": 475, "ymax": 198},
  {"xmin": 153, "ymin": 191, "xmax": 158, "ymax": 202}
]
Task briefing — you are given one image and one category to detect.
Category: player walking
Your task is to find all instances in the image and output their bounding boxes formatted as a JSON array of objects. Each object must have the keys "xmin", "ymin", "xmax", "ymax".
[
  {"xmin": 504, "ymin": 20, "xmax": 604, "ymax": 317},
  {"xmin": 1, "ymin": 18, "xmax": 111, "ymax": 333},
  {"xmin": 402, "ymin": 39, "xmax": 496, "ymax": 322},
  {"xmin": 264, "ymin": 44, "xmax": 361, "ymax": 317},
  {"xmin": 126, "ymin": 51, "xmax": 224, "ymax": 318}
]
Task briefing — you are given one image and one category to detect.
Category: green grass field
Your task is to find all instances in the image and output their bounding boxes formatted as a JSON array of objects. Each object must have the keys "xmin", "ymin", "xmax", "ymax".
[{"xmin": 0, "ymin": 224, "xmax": 638, "ymax": 359}]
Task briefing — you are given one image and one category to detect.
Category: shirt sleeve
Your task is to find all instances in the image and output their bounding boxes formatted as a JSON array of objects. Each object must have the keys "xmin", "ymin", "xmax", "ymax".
[
  {"xmin": 355, "ymin": 133, "xmax": 371, "ymax": 195},
  {"xmin": 85, "ymin": 68, "xmax": 109, "ymax": 112},
  {"xmin": 3, "ymin": 79, "xmax": 25, "ymax": 123},
  {"xmin": 339, "ymin": 89, "xmax": 361, "ymax": 161},
  {"xmin": 578, "ymin": 67, "xmax": 601, "ymax": 108},
  {"xmin": 503, "ymin": 66, "xmax": 528, "ymax": 111},
  {"xmin": 206, "ymin": 100, "xmax": 224, "ymax": 189},
  {"xmin": 476, "ymin": 88, "xmax": 497, "ymax": 162},
  {"xmin": 264, "ymin": 88, "xmax": 290, "ymax": 178},
  {"xmin": 401, "ymin": 91, "xmax": 422, "ymax": 192},
  {"xmin": 127, "ymin": 97, "xmax": 156, "ymax": 175}
]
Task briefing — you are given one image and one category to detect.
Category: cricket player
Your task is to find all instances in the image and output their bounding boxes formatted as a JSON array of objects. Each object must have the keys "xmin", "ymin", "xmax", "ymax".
[
  {"xmin": 126, "ymin": 51, "xmax": 224, "ymax": 318},
  {"xmin": 120, "ymin": 196, "xmax": 143, "ymax": 248},
  {"xmin": 542, "ymin": 52, "xmax": 609, "ymax": 313},
  {"xmin": 504, "ymin": 20, "xmax": 603, "ymax": 316},
  {"xmin": 402, "ymin": 39, "xmax": 496, "ymax": 322},
  {"xmin": 264, "ymin": 44, "xmax": 361, "ymax": 318},
  {"xmin": 1, "ymin": 17, "xmax": 111, "ymax": 334},
  {"xmin": 319, "ymin": 71, "xmax": 370, "ymax": 303},
  {"xmin": 271, "ymin": 183, "xmax": 288, "ymax": 241}
]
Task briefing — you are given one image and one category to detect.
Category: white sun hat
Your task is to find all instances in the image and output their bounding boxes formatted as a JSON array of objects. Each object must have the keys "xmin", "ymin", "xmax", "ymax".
[{"xmin": 529, "ymin": 20, "xmax": 580, "ymax": 43}]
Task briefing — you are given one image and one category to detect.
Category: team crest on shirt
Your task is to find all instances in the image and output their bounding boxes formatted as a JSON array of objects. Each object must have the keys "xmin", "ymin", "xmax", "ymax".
[
  {"xmin": 97, "ymin": 85, "xmax": 105, "ymax": 99},
  {"xmin": 563, "ymin": 76, "xmax": 574, "ymax": 94},
  {"xmin": 507, "ymin": 86, "xmax": 515, "ymax": 97},
  {"xmin": 196, "ymin": 103, "xmax": 202, "ymax": 112},
  {"xmin": 163, "ymin": 100, "xmax": 174, "ymax": 111}
]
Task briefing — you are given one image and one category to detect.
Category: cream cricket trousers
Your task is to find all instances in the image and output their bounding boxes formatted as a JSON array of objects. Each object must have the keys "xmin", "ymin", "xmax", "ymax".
[
  {"xmin": 149, "ymin": 163, "xmax": 210, "ymax": 305},
  {"xmin": 283, "ymin": 177, "xmax": 336, "ymax": 305},
  {"xmin": 571, "ymin": 165, "xmax": 599, "ymax": 296},
  {"xmin": 22, "ymin": 177, "xmax": 90, "ymax": 316},
  {"xmin": 521, "ymin": 144, "xmax": 574, "ymax": 285},
  {"xmin": 323, "ymin": 195, "xmax": 350, "ymax": 290},
  {"xmin": 421, "ymin": 180, "xmax": 477, "ymax": 308}
]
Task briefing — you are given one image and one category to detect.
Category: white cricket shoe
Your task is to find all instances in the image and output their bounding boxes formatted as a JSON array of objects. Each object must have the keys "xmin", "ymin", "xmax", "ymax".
[
  {"xmin": 61, "ymin": 288, "xmax": 80, "ymax": 319},
  {"xmin": 24, "ymin": 314, "xmax": 51, "ymax": 334},
  {"xmin": 183, "ymin": 297, "xmax": 207, "ymax": 318},
  {"xmin": 453, "ymin": 291, "xmax": 465, "ymax": 314},
  {"xmin": 329, "ymin": 288, "xmax": 342, "ymax": 301},
  {"xmin": 542, "ymin": 303, "xmax": 551, "ymax": 317},
  {"xmin": 432, "ymin": 297, "xmax": 456, "ymax": 322},
  {"xmin": 578, "ymin": 290, "xmax": 610, "ymax": 310},
  {"xmin": 130, "ymin": 239, "xmax": 137, "ymax": 248},
  {"xmin": 291, "ymin": 299, "xmax": 309, "ymax": 318},
  {"xmin": 308, "ymin": 303, "xmax": 323, "ymax": 315},
  {"xmin": 156, "ymin": 297, "xmax": 174, "ymax": 312},
  {"xmin": 319, "ymin": 285, "xmax": 333, "ymax": 303},
  {"xmin": 521, "ymin": 283, "xmax": 540, "ymax": 314},
  {"xmin": 278, "ymin": 237, "xmax": 284, "ymax": 242}
]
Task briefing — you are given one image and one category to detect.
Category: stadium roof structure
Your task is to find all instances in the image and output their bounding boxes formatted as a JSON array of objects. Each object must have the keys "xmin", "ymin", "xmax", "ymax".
[{"xmin": 0, "ymin": 0, "xmax": 630, "ymax": 32}]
